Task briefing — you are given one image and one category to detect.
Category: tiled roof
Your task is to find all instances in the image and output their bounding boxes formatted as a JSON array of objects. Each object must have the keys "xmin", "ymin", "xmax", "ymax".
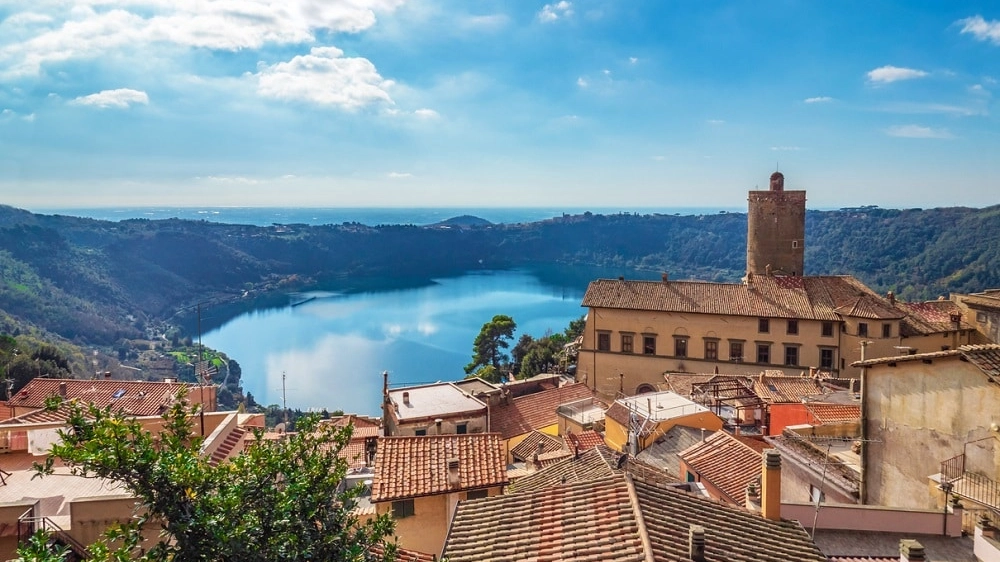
[
  {"xmin": 370, "ymin": 545, "xmax": 438, "ymax": 562},
  {"xmin": 567, "ymin": 429, "xmax": 605, "ymax": 452},
  {"xmin": 753, "ymin": 374, "xmax": 825, "ymax": 404},
  {"xmin": 833, "ymin": 295, "xmax": 905, "ymax": 320},
  {"xmin": 489, "ymin": 383, "xmax": 595, "ymax": 440},
  {"xmin": 444, "ymin": 475, "xmax": 647, "ymax": 562},
  {"xmin": 897, "ymin": 300, "xmax": 973, "ymax": 336},
  {"xmin": 509, "ymin": 430, "xmax": 567, "ymax": 462},
  {"xmin": 508, "ymin": 446, "xmax": 620, "ymax": 494},
  {"xmin": 804, "ymin": 403, "xmax": 861, "ymax": 424},
  {"xmin": 327, "ymin": 414, "xmax": 381, "ymax": 439},
  {"xmin": 959, "ymin": 344, "xmax": 1000, "ymax": 384},
  {"xmin": 632, "ymin": 475, "xmax": 827, "ymax": 562},
  {"xmin": 812, "ymin": 530, "xmax": 975, "ymax": 561},
  {"xmin": 2, "ymin": 378, "xmax": 197, "ymax": 419},
  {"xmin": 663, "ymin": 373, "xmax": 721, "ymax": 398},
  {"xmin": 444, "ymin": 473, "xmax": 826, "ymax": 562},
  {"xmin": 582, "ymin": 275, "xmax": 895, "ymax": 321},
  {"xmin": 635, "ymin": 425, "xmax": 706, "ymax": 478},
  {"xmin": 679, "ymin": 431, "xmax": 764, "ymax": 504},
  {"xmin": 371, "ymin": 434, "xmax": 506, "ymax": 502},
  {"xmin": 960, "ymin": 292, "xmax": 1000, "ymax": 312}
]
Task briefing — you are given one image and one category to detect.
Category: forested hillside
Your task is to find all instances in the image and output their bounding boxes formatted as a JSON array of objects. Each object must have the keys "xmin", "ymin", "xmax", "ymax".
[{"xmin": 1, "ymin": 203, "xmax": 998, "ymax": 347}]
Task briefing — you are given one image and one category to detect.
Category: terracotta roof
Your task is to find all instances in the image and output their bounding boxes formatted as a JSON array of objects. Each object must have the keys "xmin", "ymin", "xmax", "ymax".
[
  {"xmin": 959, "ymin": 292, "xmax": 1000, "ymax": 312},
  {"xmin": 582, "ymin": 275, "xmax": 894, "ymax": 321},
  {"xmin": 370, "ymin": 545, "xmax": 437, "ymax": 562},
  {"xmin": 804, "ymin": 403, "xmax": 861, "ymax": 424},
  {"xmin": 632, "ymin": 476, "xmax": 827, "ymax": 562},
  {"xmin": 567, "ymin": 429, "xmax": 605, "ymax": 452},
  {"xmin": 897, "ymin": 300, "xmax": 973, "ymax": 336},
  {"xmin": 833, "ymin": 295, "xmax": 905, "ymax": 320},
  {"xmin": 753, "ymin": 374, "xmax": 825, "ymax": 404},
  {"xmin": 327, "ymin": 414, "xmax": 381, "ymax": 439},
  {"xmin": 2, "ymin": 378, "xmax": 198, "ymax": 419},
  {"xmin": 663, "ymin": 373, "xmax": 721, "ymax": 398},
  {"xmin": 508, "ymin": 446, "xmax": 620, "ymax": 494},
  {"xmin": 444, "ymin": 473, "xmax": 826, "ymax": 562},
  {"xmin": 371, "ymin": 434, "xmax": 507, "ymax": 502},
  {"xmin": 444, "ymin": 475, "xmax": 647, "ymax": 562},
  {"xmin": 852, "ymin": 345, "xmax": 1000, "ymax": 385},
  {"xmin": 679, "ymin": 431, "xmax": 764, "ymax": 504},
  {"xmin": 489, "ymin": 383, "xmax": 594, "ymax": 440},
  {"xmin": 509, "ymin": 430, "xmax": 567, "ymax": 462}
]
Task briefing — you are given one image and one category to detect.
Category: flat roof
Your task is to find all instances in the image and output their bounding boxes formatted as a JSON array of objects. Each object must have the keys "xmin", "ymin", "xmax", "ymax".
[
  {"xmin": 388, "ymin": 383, "xmax": 486, "ymax": 422},
  {"xmin": 617, "ymin": 391, "xmax": 710, "ymax": 422}
]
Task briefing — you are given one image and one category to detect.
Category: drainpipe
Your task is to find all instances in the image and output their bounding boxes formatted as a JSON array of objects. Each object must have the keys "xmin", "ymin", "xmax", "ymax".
[{"xmin": 859, "ymin": 340, "xmax": 870, "ymax": 505}]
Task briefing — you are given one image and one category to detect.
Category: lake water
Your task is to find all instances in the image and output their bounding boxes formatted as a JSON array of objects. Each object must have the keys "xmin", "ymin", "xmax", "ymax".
[{"xmin": 201, "ymin": 266, "xmax": 662, "ymax": 416}]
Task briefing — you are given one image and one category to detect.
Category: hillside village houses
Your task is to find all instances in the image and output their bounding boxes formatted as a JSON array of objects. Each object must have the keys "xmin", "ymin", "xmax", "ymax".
[{"xmin": 3, "ymin": 173, "xmax": 1000, "ymax": 560}]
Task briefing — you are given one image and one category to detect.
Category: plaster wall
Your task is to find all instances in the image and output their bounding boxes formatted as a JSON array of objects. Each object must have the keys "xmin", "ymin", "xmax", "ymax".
[
  {"xmin": 578, "ymin": 307, "xmax": 841, "ymax": 398},
  {"xmin": 747, "ymin": 190, "xmax": 806, "ymax": 277},
  {"xmin": 866, "ymin": 357, "xmax": 1000, "ymax": 509}
]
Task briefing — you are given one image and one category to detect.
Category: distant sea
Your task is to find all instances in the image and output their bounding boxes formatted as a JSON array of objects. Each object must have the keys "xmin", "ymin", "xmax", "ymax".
[{"xmin": 29, "ymin": 206, "xmax": 743, "ymax": 227}]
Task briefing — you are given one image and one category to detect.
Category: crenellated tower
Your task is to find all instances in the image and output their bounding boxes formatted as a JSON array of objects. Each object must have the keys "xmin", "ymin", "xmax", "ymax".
[{"xmin": 746, "ymin": 172, "xmax": 806, "ymax": 276}]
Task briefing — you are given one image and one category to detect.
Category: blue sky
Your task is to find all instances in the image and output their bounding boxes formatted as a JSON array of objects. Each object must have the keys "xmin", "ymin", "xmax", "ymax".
[{"xmin": 0, "ymin": 1, "xmax": 998, "ymax": 210}]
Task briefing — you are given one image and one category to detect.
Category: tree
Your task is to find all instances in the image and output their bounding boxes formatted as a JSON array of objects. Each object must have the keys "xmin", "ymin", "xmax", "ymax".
[
  {"xmin": 510, "ymin": 334, "xmax": 535, "ymax": 376},
  {"xmin": 31, "ymin": 392, "xmax": 397, "ymax": 562},
  {"xmin": 464, "ymin": 315, "xmax": 517, "ymax": 374}
]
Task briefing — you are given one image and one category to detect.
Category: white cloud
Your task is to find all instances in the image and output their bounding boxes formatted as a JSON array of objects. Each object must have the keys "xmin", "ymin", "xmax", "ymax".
[
  {"xmin": 538, "ymin": 1, "xmax": 573, "ymax": 23},
  {"xmin": 969, "ymin": 84, "xmax": 991, "ymax": 97},
  {"xmin": 387, "ymin": 172, "xmax": 412, "ymax": 178},
  {"xmin": 804, "ymin": 96, "xmax": 833, "ymax": 103},
  {"xmin": 0, "ymin": 1, "xmax": 406, "ymax": 78},
  {"xmin": 876, "ymin": 102, "xmax": 986, "ymax": 116},
  {"xmin": 957, "ymin": 15, "xmax": 1000, "ymax": 45},
  {"xmin": 459, "ymin": 14, "xmax": 509, "ymax": 31},
  {"xmin": 629, "ymin": 57, "xmax": 638, "ymax": 64},
  {"xmin": 770, "ymin": 146, "xmax": 802, "ymax": 151},
  {"xmin": 576, "ymin": 77, "xmax": 588, "ymax": 88},
  {"xmin": 70, "ymin": 88, "xmax": 149, "ymax": 109},
  {"xmin": 414, "ymin": 108, "xmax": 439, "ymax": 118},
  {"xmin": 255, "ymin": 47, "xmax": 393, "ymax": 110},
  {"xmin": 2, "ymin": 12, "xmax": 54, "ymax": 26},
  {"xmin": 884, "ymin": 125, "xmax": 953, "ymax": 139},
  {"xmin": 867, "ymin": 65, "xmax": 928, "ymax": 84},
  {"xmin": 706, "ymin": 119, "xmax": 725, "ymax": 125}
]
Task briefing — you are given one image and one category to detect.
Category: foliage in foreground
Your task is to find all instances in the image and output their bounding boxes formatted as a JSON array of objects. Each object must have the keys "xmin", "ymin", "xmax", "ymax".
[{"xmin": 27, "ymin": 393, "xmax": 396, "ymax": 562}]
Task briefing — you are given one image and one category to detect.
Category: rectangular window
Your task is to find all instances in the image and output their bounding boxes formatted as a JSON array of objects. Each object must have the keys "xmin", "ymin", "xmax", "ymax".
[
  {"xmin": 597, "ymin": 332, "xmax": 610, "ymax": 351},
  {"xmin": 466, "ymin": 489, "xmax": 489, "ymax": 500},
  {"xmin": 821, "ymin": 322, "xmax": 834, "ymax": 337},
  {"xmin": 643, "ymin": 336, "xmax": 656, "ymax": 355},
  {"xmin": 414, "ymin": 428, "xmax": 427, "ymax": 436},
  {"xmin": 858, "ymin": 323, "xmax": 868, "ymax": 337},
  {"xmin": 757, "ymin": 344, "xmax": 770, "ymax": 364},
  {"xmin": 456, "ymin": 423, "xmax": 468, "ymax": 435},
  {"xmin": 787, "ymin": 320, "xmax": 798, "ymax": 335},
  {"xmin": 820, "ymin": 349, "xmax": 834, "ymax": 370},
  {"xmin": 758, "ymin": 318, "xmax": 770, "ymax": 333},
  {"xmin": 704, "ymin": 340, "xmax": 718, "ymax": 360},
  {"xmin": 882, "ymin": 323, "xmax": 891, "ymax": 338},
  {"xmin": 810, "ymin": 485, "xmax": 825, "ymax": 506},
  {"xmin": 977, "ymin": 312, "xmax": 988, "ymax": 323},
  {"xmin": 621, "ymin": 334, "xmax": 633, "ymax": 353},
  {"xmin": 784, "ymin": 346, "xmax": 799, "ymax": 366},
  {"xmin": 729, "ymin": 341, "xmax": 743, "ymax": 362},
  {"xmin": 674, "ymin": 337, "xmax": 688, "ymax": 358},
  {"xmin": 391, "ymin": 499, "xmax": 415, "ymax": 518}
]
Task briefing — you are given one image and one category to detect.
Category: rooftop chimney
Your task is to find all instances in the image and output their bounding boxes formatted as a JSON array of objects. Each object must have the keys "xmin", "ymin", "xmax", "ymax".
[
  {"xmin": 58, "ymin": 382, "xmax": 67, "ymax": 398},
  {"xmin": 382, "ymin": 371, "xmax": 389, "ymax": 403},
  {"xmin": 899, "ymin": 539, "xmax": 925, "ymax": 562},
  {"xmin": 761, "ymin": 449, "xmax": 781, "ymax": 521},
  {"xmin": 447, "ymin": 458, "xmax": 461, "ymax": 488},
  {"xmin": 765, "ymin": 263, "xmax": 773, "ymax": 276},
  {"xmin": 402, "ymin": 391, "xmax": 410, "ymax": 406},
  {"xmin": 689, "ymin": 525, "xmax": 706, "ymax": 562},
  {"xmin": 435, "ymin": 418, "xmax": 443, "ymax": 434},
  {"xmin": 887, "ymin": 291, "xmax": 896, "ymax": 305},
  {"xmin": 661, "ymin": 272, "xmax": 669, "ymax": 283}
]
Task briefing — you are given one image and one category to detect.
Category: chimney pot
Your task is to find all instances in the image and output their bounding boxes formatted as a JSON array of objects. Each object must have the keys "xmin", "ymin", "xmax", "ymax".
[
  {"xmin": 689, "ymin": 525, "xmax": 706, "ymax": 562},
  {"xmin": 402, "ymin": 391, "xmax": 410, "ymax": 406},
  {"xmin": 618, "ymin": 275, "xmax": 625, "ymax": 281},
  {"xmin": 59, "ymin": 382, "xmax": 67, "ymax": 398},
  {"xmin": 900, "ymin": 539, "xmax": 925, "ymax": 561},
  {"xmin": 661, "ymin": 272, "xmax": 669, "ymax": 283},
  {"xmin": 887, "ymin": 291, "xmax": 896, "ymax": 305},
  {"xmin": 761, "ymin": 449, "xmax": 782, "ymax": 521}
]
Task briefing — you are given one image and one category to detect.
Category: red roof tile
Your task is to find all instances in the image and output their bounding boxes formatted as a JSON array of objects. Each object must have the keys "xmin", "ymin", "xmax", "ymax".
[
  {"xmin": 804, "ymin": 403, "xmax": 861, "ymax": 425},
  {"xmin": 371, "ymin": 434, "xmax": 507, "ymax": 502},
  {"xmin": 567, "ymin": 429, "xmax": 604, "ymax": 452},
  {"xmin": 753, "ymin": 374, "xmax": 826, "ymax": 404},
  {"xmin": 680, "ymin": 431, "xmax": 764, "ymax": 504},
  {"xmin": 489, "ymin": 383, "xmax": 595, "ymax": 440},
  {"xmin": 582, "ymin": 275, "xmax": 899, "ymax": 321},
  {"xmin": 2, "ymin": 378, "xmax": 201, "ymax": 420},
  {"xmin": 509, "ymin": 431, "xmax": 566, "ymax": 462},
  {"xmin": 897, "ymin": 300, "xmax": 974, "ymax": 336}
]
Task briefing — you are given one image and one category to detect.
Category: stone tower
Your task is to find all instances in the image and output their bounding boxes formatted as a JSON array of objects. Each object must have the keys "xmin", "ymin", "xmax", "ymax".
[{"xmin": 746, "ymin": 172, "xmax": 806, "ymax": 276}]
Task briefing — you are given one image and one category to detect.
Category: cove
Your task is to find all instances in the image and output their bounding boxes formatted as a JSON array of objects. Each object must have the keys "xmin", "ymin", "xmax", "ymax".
[{"xmin": 202, "ymin": 266, "xmax": 661, "ymax": 416}]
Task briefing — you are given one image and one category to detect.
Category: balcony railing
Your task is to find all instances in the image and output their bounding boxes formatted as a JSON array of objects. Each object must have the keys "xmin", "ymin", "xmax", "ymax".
[{"xmin": 940, "ymin": 453, "xmax": 1000, "ymax": 513}]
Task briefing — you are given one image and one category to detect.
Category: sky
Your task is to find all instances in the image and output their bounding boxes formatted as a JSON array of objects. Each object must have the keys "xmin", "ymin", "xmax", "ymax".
[{"xmin": 0, "ymin": 1, "xmax": 998, "ymax": 210}]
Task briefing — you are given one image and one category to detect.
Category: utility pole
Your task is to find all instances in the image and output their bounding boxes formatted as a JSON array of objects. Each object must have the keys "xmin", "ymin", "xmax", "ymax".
[
  {"xmin": 198, "ymin": 303, "xmax": 205, "ymax": 437},
  {"xmin": 282, "ymin": 371, "xmax": 289, "ymax": 428}
]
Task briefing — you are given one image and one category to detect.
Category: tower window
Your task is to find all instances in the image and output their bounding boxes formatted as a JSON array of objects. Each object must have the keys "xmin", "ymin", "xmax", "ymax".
[{"xmin": 792, "ymin": 240, "xmax": 799, "ymax": 249}]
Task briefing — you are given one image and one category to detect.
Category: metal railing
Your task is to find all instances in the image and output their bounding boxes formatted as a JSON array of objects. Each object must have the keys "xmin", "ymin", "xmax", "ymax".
[
  {"xmin": 940, "ymin": 453, "xmax": 1000, "ymax": 513},
  {"xmin": 941, "ymin": 453, "xmax": 965, "ymax": 482},
  {"xmin": 17, "ymin": 509, "xmax": 91, "ymax": 560}
]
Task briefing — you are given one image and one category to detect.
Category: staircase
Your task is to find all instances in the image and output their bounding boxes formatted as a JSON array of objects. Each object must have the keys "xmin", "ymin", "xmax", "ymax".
[
  {"xmin": 941, "ymin": 453, "xmax": 1000, "ymax": 515},
  {"xmin": 17, "ymin": 510, "xmax": 90, "ymax": 561},
  {"xmin": 209, "ymin": 426, "xmax": 247, "ymax": 466}
]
